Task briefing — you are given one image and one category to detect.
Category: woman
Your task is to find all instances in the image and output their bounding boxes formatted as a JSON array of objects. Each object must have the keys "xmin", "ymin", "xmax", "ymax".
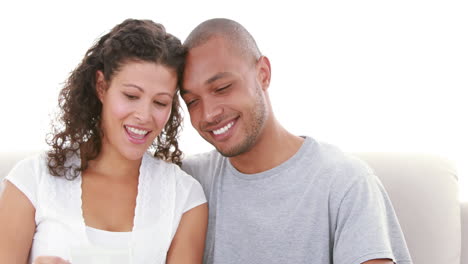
[{"xmin": 0, "ymin": 19, "xmax": 207, "ymax": 263}]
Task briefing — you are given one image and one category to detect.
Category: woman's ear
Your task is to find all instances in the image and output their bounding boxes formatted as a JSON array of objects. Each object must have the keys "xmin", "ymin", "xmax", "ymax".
[{"xmin": 95, "ymin": 70, "xmax": 107, "ymax": 102}]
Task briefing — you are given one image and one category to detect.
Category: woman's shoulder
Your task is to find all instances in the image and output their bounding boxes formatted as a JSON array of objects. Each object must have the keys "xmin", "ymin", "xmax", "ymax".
[
  {"xmin": 139, "ymin": 153, "xmax": 206, "ymax": 212},
  {"xmin": 5, "ymin": 152, "xmax": 48, "ymax": 179},
  {"xmin": 142, "ymin": 152, "xmax": 200, "ymax": 187},
  {"xmin": 2, "ymin": 151, "xmax": 49, "ymax": 208},
  {"xmin": 4, "ymin": 150, "xmax": 80, "ymax": 188}
]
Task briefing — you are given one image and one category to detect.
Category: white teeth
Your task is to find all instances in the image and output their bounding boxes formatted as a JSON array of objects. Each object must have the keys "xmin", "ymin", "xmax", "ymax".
[
  {"xmin": 126, "ymin": 126, "xmax": 149, "ymax": 135},
  {"xmin": 213, "ymin": 121, "xmax": 234, "ymax": 135}
]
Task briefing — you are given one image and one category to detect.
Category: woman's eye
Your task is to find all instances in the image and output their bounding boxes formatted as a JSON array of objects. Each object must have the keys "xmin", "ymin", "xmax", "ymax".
[
  {"xmin": 124, "ymin": 93, "xmax": 138, "ymax": 100},
  {"xmin": 154, "ymin": 101, "xmax": 168, "ymax": 107}
]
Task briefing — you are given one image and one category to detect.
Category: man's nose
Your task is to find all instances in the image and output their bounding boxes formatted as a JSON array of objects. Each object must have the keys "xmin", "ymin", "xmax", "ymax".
[{"xmin": 202, "ymin": 99, "xmax": 223, "ymax": 124}]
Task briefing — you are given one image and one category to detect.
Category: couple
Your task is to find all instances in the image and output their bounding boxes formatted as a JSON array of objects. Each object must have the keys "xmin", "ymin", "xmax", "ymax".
[{"xmin": 0, "ymin": 18, "xmax": 412, "ymax": 264}]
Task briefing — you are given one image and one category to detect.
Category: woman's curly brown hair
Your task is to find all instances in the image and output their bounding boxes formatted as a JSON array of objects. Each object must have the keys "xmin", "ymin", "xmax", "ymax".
[{"xmin": 47, "ymin": 19, "xmax": 186, "ymax": 179}]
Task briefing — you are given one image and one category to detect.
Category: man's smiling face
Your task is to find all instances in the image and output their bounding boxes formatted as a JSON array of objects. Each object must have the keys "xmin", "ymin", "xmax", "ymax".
[{"xmin": 182, "ymin": 36, "xmax": 268, "ymax": 157}]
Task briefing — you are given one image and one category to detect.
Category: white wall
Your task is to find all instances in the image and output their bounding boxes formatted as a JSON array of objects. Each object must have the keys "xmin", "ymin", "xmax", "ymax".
[{"xmin": 0, "ymin": 0, "xmax": 466, "ymax": 200}]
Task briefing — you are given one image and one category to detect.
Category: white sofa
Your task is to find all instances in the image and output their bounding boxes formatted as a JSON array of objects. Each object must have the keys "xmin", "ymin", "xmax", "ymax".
[
  {"xmin": 355, "ymin": 153, "xmax": 467, "ymax": 264},
  {"xmin": 1, "ymin": 151, "xmax": 467, "ymax": 264}
]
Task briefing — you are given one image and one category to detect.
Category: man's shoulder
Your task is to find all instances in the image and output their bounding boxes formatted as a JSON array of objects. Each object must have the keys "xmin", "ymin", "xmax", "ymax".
[
  {"xmin": 182, "ymin": 149, "xmax": 223, "ymax": 168},
  {"xmin": 304, "ymin": 139, "xmax": 382, "ymax": 208},
  {"xmin": 311, "ymin": 139, "xmax": 375, "ymax": 185},
  {"xmin": 181, "ymin": 149, "xmax": 225, "ymax": 182},
  {"xmin": 183, "ymin": 149, "xmax": 218, "ymax": 162}
]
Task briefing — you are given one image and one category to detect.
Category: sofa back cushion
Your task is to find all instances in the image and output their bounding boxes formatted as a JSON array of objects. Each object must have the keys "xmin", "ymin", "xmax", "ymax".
[{"xmin": 356, "ymin": 153, "xmax": 461, "ymax": 264}]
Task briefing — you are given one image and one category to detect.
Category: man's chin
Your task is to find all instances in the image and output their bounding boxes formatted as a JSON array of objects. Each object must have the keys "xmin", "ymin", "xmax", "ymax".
[
  {"xmin": 216, "ymin": 147, "xmax": 239, "ymax": 158},
  {"xmin": 201, "ymin": 133, "xmax": 253, "ymax": 157},
  {"xmin": 215, "ymin": 141, "xmax": 251, "ymax": 158}
]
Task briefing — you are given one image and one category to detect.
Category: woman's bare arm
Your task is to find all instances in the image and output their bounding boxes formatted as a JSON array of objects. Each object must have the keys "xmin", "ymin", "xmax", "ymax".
[
  {"xmin": 0, "ymin": 181, "xmax": 36, "ymax": 263},
  {"xmin": 166, "ymin": 203, "xmax": 208, "ymax": 264}
]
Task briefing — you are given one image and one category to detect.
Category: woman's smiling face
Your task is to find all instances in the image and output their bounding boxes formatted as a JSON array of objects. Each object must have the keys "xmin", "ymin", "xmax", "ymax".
[{"xmin": 97, "ymin": 60, "xmax": 177, "ymax": 161}]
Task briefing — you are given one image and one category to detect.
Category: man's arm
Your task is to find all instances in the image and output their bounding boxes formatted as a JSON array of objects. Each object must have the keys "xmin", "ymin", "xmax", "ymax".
[{"xmin": 330, "ymin": 157, "xmax": 412, "ymax": 264}]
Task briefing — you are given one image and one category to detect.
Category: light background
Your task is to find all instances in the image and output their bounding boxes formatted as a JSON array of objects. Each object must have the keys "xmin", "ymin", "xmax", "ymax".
[{"xmin": 0, "ymin": 0, "xmax": 466, "ymax": 201}]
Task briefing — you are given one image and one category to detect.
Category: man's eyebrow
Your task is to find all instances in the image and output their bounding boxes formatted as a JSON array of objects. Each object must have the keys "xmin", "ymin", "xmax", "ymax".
[
  {"xmin": 180, "ymin": 89, "xmax": 190, "ymax": 96},
  {"xmin": 123, "ymin": 83, "xmax": 174, "ymax": 97},
  {"xmin": 181, "ymin": 72, "xmax": 233, "ymax": 96},
  {"xmin": 205, "ymin": 72, "xmax": 232, "ymax": 85}
]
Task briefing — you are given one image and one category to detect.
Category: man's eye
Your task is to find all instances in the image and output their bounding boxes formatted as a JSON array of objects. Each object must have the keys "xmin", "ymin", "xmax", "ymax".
[
  {"xmin": 216, "ymin": 84, "xmax": 231, "ymax": 93},
  {"xmin": 186, "ymin": 99, "xmax": 198, "ymax": 107}
]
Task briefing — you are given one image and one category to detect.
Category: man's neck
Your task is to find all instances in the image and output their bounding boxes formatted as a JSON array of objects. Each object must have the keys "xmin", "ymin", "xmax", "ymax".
[{"xmin": 229, "ymin": 118, "xmax": 304, "ymax": 174}]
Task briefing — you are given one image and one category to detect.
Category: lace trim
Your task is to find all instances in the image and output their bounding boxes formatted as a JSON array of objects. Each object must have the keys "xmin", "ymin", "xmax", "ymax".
[{"xmin": 131, "ymin": 152, "xmax": 176, "ymax": 263}]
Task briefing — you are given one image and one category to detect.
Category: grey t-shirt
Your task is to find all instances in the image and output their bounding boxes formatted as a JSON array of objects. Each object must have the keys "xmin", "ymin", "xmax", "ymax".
[{"xmin": 182, "ymin": 137, "xmax": 412, "ymax": 264}]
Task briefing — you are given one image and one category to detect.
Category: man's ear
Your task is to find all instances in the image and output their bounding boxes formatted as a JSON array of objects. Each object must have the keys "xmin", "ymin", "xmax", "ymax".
[
  {"xmin": 256, "ymin": 56, "xmax": 271, "ymax": 91},
  {"xmin": 95, "ymin": 70, "xmax": 107, "ymax": 102}
]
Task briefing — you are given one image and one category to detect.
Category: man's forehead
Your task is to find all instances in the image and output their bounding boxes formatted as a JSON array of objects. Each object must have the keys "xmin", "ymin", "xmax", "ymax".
[
  {"xmin": 183, "ymin": 37, "xmax": 244, "ymax": 91},
  {"xmin": 187, "ymin": 36, "xmax": 234, "ymax": 61},
  {"xmin": 184, "ymin": 45, "xmax": 234, "ymax": 79},
  {"xmin": 191, "ymin": 35, "xmax": 229, "ymax": 50}
]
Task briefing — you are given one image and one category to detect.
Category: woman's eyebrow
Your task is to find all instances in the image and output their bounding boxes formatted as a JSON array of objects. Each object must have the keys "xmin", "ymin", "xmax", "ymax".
[
  {"xmin": 123, "ymin": 83, "xmax": 144, "ymax": 92},
  {"xmin": 123, "ymin": 83, "xmax": 174, "ymax": 97}
]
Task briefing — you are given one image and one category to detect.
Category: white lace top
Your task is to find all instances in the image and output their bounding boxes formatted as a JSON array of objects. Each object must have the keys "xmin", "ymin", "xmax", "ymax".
[
  {"xmin": 5, "ymin": 152, "xmax": 207, "ymax": 264},
  {"xmin": 85, "ymin": 226, "xmax": 132, "ymax": 249}
]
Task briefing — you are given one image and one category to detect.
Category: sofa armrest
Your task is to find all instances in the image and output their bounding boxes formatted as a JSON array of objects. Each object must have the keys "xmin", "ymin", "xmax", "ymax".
[{"xmin": 462, "ymin": 201, "xmax": 468, "ymax": 264}]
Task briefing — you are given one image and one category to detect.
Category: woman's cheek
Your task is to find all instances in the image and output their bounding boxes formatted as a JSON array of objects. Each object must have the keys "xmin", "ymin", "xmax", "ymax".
[
  {"xmin": 154, "ymin": 107, "xmax": 172, "ymax": 130},
  {"xmin": 111, "ymin": 99, "xmax": 132, "ymax": 120}
]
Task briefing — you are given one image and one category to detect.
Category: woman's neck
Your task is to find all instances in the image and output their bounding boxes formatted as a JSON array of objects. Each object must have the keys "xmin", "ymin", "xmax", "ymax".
[{"xmin": 84, "ymin": 144, "xmax": 142, "ymax": 180}]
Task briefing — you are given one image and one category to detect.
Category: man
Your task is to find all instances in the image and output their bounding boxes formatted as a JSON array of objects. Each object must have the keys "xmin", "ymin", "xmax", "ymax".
[{"xmin": 181, "ymin": 18, "xmax": 412, "ymax": 264}]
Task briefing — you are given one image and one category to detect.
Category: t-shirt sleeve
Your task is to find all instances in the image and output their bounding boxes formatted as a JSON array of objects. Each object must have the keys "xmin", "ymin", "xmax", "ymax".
[
  {"xmin": 174, "ymin": 165, "xmax": 207, "ymax": 213},
  {"xmin": 4, "ymin": 154, "xmax": 42, "ymax": 208},
  {"xmin": 182, "ymin": 178, "xmax": 207, "ymax": 213},
  {"xmin": 333, "ymin": 171, "xmax": 412, "ymax": 264}
]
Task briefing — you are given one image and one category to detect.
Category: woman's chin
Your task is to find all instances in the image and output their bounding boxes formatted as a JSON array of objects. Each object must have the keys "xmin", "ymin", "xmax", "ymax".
[{"xmin": 119, "ymin": 147, "xmax": 149, "ymax": 161}]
